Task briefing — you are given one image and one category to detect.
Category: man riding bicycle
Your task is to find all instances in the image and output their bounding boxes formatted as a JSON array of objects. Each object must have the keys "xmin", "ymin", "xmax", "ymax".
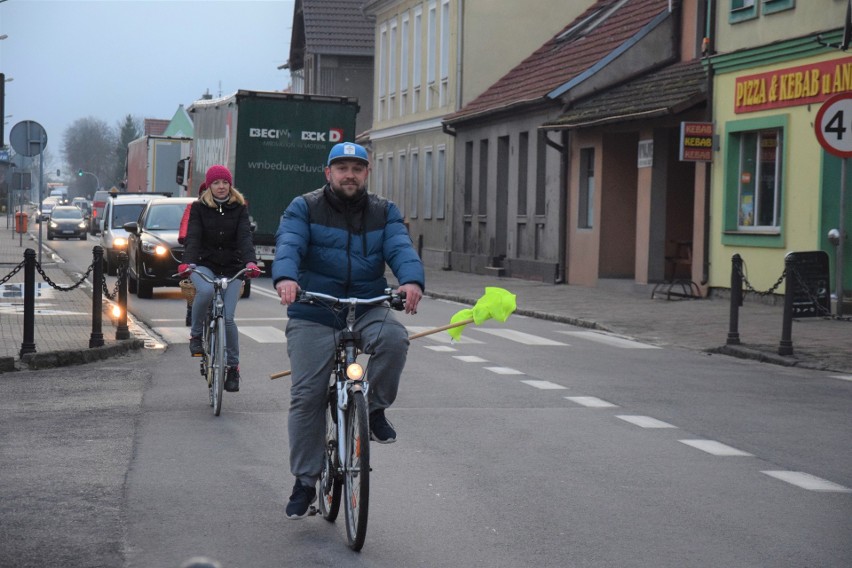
[
  {"xmin": 179, "ymin": 165, "xmax": 261, "ymax": 393},
  {"xmin": 273, "ymin": 142, "xmax": 424, "ymax": 519}
]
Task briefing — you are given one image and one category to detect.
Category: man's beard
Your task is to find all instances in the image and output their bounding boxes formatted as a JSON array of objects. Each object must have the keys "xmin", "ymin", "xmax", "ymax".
[{"xmin": 330, "ymin": 180, "xmax": 366, "ymax": 201}]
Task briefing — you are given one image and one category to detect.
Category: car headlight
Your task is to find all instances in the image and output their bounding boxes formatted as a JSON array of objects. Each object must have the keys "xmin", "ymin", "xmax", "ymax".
[
  {"xmin": 78, "ymin": 222, "xmax": 87, "ymax": 229},
  {"xmin": 113, "ymin": 237, "xmax": 127, "ymax": 249},
  {"xmin": 141, "ymin": 242, "xmax": 169, "ymax": 256},
  {"xmin": 49, "ymin": 221, "xmax": 58, "ymax": 229}
]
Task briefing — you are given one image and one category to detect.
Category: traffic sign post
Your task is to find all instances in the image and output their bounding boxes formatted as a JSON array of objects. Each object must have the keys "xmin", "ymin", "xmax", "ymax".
[
  {"xmin": 9, "ymin": 121, "xmax": 48, "ymax": 264},
  {"xmin": 815, "ymin": 93, "xmax": 852, "ymax": 316}
]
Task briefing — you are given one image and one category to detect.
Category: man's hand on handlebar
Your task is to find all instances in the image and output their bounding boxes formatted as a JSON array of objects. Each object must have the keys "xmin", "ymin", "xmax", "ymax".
[
  {"xmin": 276, "ymin": 279, "xmax": 300, "ymax": 306},
  {"xmin": 396, "ymin": 283, "xmax": 422, "ymax": 315}
]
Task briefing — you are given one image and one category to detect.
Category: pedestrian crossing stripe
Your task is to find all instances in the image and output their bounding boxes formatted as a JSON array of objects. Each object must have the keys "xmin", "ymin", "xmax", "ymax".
[
  {"xmin": 405, "ymin": 326, "xmax": 484, "ymax": 344},
  {"xmin": 471, "ymin": 328, "xmax": 568, "ymax": 346},
  {"xmin": 556, "ymin": 330, "xmax": 659, "ymax": 349},
  {"xmin": 238, "ymin": 326, "xmax": 287, "ymax": 343}
]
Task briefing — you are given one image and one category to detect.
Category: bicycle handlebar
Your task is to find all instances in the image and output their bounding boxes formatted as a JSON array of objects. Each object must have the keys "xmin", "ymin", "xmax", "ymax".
[
  {"xmin": 298, "ymin": 289, "xmax": 406, "ymax": 311},
  {"xmin": 171, "ymin": 266, "xmax": 259, "ymax": 283}
]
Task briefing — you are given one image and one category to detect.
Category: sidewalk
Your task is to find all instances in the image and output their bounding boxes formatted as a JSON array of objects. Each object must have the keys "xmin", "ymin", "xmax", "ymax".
[
  {"xmin": 0, "ymin": 210, "xmax": 849, "ymax": 374},
  {"xmin": 0, "ymin": 211, "xmax": 144, "ymax": 371}
]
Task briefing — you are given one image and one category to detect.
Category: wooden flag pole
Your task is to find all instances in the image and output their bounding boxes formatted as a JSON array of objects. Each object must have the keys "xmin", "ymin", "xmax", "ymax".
[{"xmin": 269, "ymin": 318, "xmax": 475, "ymax": 380}]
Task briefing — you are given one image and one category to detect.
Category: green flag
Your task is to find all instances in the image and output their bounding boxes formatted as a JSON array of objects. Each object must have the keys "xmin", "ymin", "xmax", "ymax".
[{"xmin": 447, "ymin": 287, "xmax": 517, "ymax": 341}]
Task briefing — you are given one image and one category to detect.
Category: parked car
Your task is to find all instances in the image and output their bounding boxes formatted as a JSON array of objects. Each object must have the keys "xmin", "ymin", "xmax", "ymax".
[
  {"xmin": 99, "ymin": 193, "xmax": 163, "ymax": 276},
  {"xmin": 38, "ymin": 196, "xmax": 61, "ymax": 221},
  {"xmin": 46, "ymin": 206, "xmax": 87, "ymax": 240},
  {"xmin": 124, "ymin": 197, "xmax": 195, "ymax": 299}
]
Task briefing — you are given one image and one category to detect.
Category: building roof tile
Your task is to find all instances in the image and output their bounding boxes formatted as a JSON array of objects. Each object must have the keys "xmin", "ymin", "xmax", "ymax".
[{"xmin": 301, "ymin": 0, "xmax": 374, "ymax": 56}]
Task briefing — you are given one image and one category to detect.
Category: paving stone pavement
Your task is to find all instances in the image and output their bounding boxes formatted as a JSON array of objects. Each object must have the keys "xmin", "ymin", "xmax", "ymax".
[{"xmin": 0, "ymin": 208, "xmax": 849, "ymax": 374}]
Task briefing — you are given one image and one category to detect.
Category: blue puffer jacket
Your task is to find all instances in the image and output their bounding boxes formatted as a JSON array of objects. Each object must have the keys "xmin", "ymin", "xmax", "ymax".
[{"xmin": 272, "ymin": 185, "xmax": 425, "ymax": 329}]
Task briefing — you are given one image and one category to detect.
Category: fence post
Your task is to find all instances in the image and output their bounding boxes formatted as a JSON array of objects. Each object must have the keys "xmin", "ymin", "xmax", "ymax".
[
  {"xmin": 89, "ymin": 246, "xmax": 105, "ymax": 348},
  {"xmin": 19, "ymin": 248, "xmax": 36, "ymax": 356},
  {"xmin": 727, "ymin": 253, "xmax": 742, "ymax": 345},
  {"xmin": 778, "ymin": 255, "xmax": 794, "ymax": 356},
  {"xmin": 115, "ymin": 250, "xmax": 130, "ymax": 340}
]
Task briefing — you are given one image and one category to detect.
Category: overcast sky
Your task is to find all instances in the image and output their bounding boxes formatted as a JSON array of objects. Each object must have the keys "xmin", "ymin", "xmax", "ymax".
[{"xmin": 0, "ymin": 0, "xmax": 294, "ymax": 169}]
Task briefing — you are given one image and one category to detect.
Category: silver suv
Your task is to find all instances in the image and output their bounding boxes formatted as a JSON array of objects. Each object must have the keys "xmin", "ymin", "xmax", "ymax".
[{"xmin": 99, "ymin": 193, "xmax": 163, "ymax": 275}]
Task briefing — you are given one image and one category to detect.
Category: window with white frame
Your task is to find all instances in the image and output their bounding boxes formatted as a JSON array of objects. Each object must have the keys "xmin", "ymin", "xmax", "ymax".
[
  {"xmin": 386, "ymin": 155, "xmax": 394, "ymax": 203},
  {"xmin": 440, "ymin": 0, "xmax": 450, "ymax": 106},
  {"xmin": 410, "ymin": 150, "xmax": 419, "ymax": 219},
  {"xmin": 388, "ymin": 18, "xmax": 397, "ymax": 120},
  {"xmin": 424, "ymin": 149, "xmax": 433, "ymax": 219},
  {"xmin": 401, "ymin": 13, "xmax": 409, "ymax": 116},
  {"xmin": 374, "ymin": 156, "xmax": 384, "ymax": 198},
  {"xmin": 730, "ymin": 0, "xmax": 757, "ymax": 22},
  {"xmin": 427, "ymin": 1, "xmax": 437, "ymax": 109},
  {"xmin": 397, "ymin": 152, "xmax": 407, "ymax": 216},
  {"xmin": 378, "ymin": 24, "xmax": 388, "ymax": 119},
  {"xmin": 436, "ymin": 146, "xmax": 446, "ymax": 219},
  {"xmin": 735, "ymin": 129, "xmax": 782, "ymax": 229},
  {"xmin": 413, "ymin": 7, "xmax": 423, "ymax": 113}
]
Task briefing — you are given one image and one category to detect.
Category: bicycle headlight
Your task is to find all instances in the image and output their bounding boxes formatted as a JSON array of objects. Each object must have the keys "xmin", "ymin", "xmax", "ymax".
[{"xmin": 346, "ymin": 363, "xmax": 364, "ymax": 381}]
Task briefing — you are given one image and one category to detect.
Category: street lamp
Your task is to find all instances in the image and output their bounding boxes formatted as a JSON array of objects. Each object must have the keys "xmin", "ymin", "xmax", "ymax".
[{"xmin": 77, "ymin": 169, "xmax": 100, "ymax": 190}]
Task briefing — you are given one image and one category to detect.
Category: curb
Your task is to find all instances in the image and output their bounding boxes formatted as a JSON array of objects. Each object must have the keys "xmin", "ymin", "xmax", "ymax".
[{"xmin": 18, "ymin": 339, "xmax": 146, "ymax": 371}]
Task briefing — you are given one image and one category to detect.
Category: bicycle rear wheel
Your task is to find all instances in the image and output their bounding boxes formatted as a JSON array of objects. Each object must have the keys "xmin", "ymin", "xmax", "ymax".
[
  {"xmin": 317, "ymin": 394, "xmax": 341, "ymax": 522},
  {"xmin": 343, "ymin": 389, "xmax": 370, "ymax": 551},
  {"xmin": 211, "ymin": 317, "xmax": 226, "ymax": 416}
]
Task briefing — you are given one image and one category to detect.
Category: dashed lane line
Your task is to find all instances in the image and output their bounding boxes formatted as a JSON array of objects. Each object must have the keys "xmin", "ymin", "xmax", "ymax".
[
  {"xmin": 471, "ymin": 328, "xmax": 568, "ymax": 346},
  {"xmin": 521, "ymin": 380, "xmax": 567, "ymax": 390},
  {"xmin": 761, "ymin": 471, "xmax": 852, "ymax": 492},
  {"xmin": 679, "ymin": 440, "xmax": 753, "ymax": 456},
  {"xmin": 616, "ymin": 415, "xmax": 677, "ymax": 428},
  {"xmin": 484, "ymin": 366, "xmax": 525, "ymax": 375},
  {"xmin": 453, "ymin": 355, "xmax": 488, "ymax": 363},
  {"xmin": 564, "ymin": 396, "xmax": 619, "ymax": 408}
]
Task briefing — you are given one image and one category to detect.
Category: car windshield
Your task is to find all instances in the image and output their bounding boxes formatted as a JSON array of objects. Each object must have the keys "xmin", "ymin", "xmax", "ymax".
[
  {"xmin": 144, "ymin": 203, "xmax": 186, "ymax": 231},
  {"xmin": 51, "ymin": 208, "xmax": 83, "ymax": 220},
  {"xmin": 112, "ymin": 203, "xmax": 146, "ymax": 226}
]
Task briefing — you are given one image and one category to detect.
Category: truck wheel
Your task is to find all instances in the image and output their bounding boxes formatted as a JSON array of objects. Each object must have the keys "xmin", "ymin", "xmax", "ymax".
[{"xmin": 241, "ymin": 279, "xmax": 251, "ymax": 299}]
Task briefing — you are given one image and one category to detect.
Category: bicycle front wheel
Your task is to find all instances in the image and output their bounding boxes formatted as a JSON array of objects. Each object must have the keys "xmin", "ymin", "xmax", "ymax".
[
  {"xmin": 343, "ymin": 389, "xmax": 370, "ymax": 551},
  {"xmin": 318, "ymin": 396, "xmax": 341, "ymax": 522},
  {"xmin": 211, "ymin": 317, "xmax": 226, "ymax": 416}
]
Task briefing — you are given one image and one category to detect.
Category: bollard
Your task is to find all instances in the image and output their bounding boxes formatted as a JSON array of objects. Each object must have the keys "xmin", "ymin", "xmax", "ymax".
[
  {"xmin": 89, "ymin": 246, "xmax": 105, "ymax": 348},
  {"xmin": 20, "ymin": 248, "xmax": 36, "ymax": 356},
  {"xmin": 116, "ymin": 251, "xmax": 130, "ymax": 340},
  {"xmin": 778, "ymin": 256, "xmax": 794, "ymax": 356},
  {"xmin": 727, "ymin": 253, "xmax": 742, "ymax": 345}
]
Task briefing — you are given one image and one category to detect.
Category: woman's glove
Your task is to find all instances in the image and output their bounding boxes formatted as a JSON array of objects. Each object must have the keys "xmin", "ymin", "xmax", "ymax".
[
  {"xmin": 245, "ymin": 262, "xmax": 262, "ymax": 279},
  {"xmin": 178, "ymin": 263, "xmax": 196, "ymax": 278}
]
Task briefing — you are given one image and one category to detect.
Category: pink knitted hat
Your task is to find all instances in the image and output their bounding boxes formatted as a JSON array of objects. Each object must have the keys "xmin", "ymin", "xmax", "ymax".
[{"xmin": 205, "ymin": 165, "xmax": 232, "ymax": 187}]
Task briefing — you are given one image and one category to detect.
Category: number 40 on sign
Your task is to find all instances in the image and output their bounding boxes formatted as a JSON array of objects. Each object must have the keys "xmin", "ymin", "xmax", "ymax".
[{"xmin": 815, "ymin": 92, "xmax": 852, "ymax": 158}]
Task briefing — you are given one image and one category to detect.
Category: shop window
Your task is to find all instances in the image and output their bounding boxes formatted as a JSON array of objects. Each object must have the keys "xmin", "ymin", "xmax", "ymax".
[
  {"xmin": 722, "ymin": 115, "xmax": 787, "ymax": 247},
  {"xmin": 762, "ymin": 0, "xmax": 794, "ymax": 15},
  {"xmin": 730, "ymin": 0, "xmax": 757, "ymax": 23}
]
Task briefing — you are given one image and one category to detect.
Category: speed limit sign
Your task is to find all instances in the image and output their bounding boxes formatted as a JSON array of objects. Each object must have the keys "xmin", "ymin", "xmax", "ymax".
[{"xmin": 815, "ymin": 92, "xmax": 852, "ymax": 158}]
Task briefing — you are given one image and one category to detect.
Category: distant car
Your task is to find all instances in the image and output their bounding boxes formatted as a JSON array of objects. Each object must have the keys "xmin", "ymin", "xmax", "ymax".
[
  {"xmin": 90, "ymin": 190, "xmax": 111, "ymax": 235},
  {"xmin": 38, "ymin": 196, "xmax": 62, "ymax": 221},
  {"xmin": 99, "ymin": 193, "xmax": 163, "ymax": 276},
  {"xmin": 71, "ymin": 197, "xmax": 92, "ymax": 220},
  {"xmin": 124, "ymin": 197, "xmax": 196, "ymax": 299},
  {"xmin": 46, "ymin": 206, "xmax": 87, "ymax": 241}
]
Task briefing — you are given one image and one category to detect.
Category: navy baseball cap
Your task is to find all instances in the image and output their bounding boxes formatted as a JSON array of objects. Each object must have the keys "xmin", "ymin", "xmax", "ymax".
[{"xmin": 327, "ymin": 142, "xmax": 369, "ymax": 166}]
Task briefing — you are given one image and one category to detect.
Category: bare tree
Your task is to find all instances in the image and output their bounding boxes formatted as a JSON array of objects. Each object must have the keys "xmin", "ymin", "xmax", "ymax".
[{"xmin": 63, "ymin": 116, "xmax": 117, "ymax": 198}]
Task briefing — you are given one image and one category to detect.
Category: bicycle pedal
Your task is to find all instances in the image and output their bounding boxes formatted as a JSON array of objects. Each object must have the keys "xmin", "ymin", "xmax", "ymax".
[{"xmin": 308, "ymin": 506, "xmax": 318, "ymax": 516}]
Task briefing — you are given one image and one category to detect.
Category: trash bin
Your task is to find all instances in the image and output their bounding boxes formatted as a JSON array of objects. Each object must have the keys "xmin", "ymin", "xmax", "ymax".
[{"xmin": 14, "ymin": 211, "xmax": 28, "ymax": 233}]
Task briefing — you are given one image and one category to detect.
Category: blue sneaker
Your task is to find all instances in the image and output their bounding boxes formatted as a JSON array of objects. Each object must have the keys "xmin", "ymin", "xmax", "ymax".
[
  {"xmin": 369, "ymin": 409, "xmax": 397, "ymax": 444},
  {"xmin": 286, "ymin": 480, "xmax": 316, "ymax": 520}
]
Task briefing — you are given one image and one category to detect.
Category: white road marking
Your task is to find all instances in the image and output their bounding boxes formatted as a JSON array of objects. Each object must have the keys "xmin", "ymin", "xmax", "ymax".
[
  {"xmin": 761, "ymin": 471, "xmax": 852, "ymax": 492},
  {"xmin": 239, "ymin": 326, "xmax": 287, "ymax": 343},
  {"xmin": 521, "ymin": 380, "xmax": 567, "ymax": 390},
  {"xmin": 484, "ymin": 366, "xmax": 525, "ymax": 375},
  {"xmin": 155, "ymin": 327, "xmax": 191, "ymax": 343},
  {"xmin": 406, "ymin": 326, "xmax": 484, "ymax": 344},
  {"xmin": 250, "ymin": 286, "xmax": 282, "ymax": 300},
  {"xmin": 679, "ymin": 440, "xmax": 753, "ymax": 456},
  {"xmin": 454, "ymin": 355, "xmax": 488, "ymax": 363},
  {"xmin": 472, "ymin": 328, "xmax": 568, "ymax": 346},
  {"xmin": 830, "ymin": 374, "xmax": 852, "ymax": 382},
  {"xmin": 616, "ymin": 415, "xmax": 677, "ymax": 428},
  {"xmin": 424, "ymin": 345, "xmax": 458, "ymax": 352},
  {"xmin": 565, "ymin": 396, "xmax": 618, "ymax": 408},
  {"xmin": 557, "ymin": 330, "xmax": 659, "ymax": 349}
]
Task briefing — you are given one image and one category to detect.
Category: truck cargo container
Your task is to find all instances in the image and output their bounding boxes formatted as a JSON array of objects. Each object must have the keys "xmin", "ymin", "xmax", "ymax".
[
  {"xmin": 180, "ymin": 90, "xmax": 359, "ymax": 271},
  {"xmin": 127, "ymin": 135, "xmax": 192, "ymax": 194}
]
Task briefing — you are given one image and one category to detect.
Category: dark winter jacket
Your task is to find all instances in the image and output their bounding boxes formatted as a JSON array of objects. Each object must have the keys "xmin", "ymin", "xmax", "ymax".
[
  {"xmin": 272, "ymin": 184, "xmax": 425, "ymax": 328},
  {"xmin": 182, "ymin": 187, "xmax": 256, "ymax": 277}
]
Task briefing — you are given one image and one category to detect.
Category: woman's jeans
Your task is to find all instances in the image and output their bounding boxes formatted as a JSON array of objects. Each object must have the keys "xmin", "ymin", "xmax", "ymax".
[{"xmin": 190, "ymin": 266, "xmax": 242, "ymax": 367}]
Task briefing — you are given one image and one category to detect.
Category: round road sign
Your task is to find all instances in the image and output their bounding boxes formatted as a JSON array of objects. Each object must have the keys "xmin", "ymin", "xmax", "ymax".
[
  {"xmin": 815, "ymin": 93, "xmax": 852, "ymax": 158},
  {"xmin": 9, "ymin": 120, "xmax": 48, "ymax": 157}
]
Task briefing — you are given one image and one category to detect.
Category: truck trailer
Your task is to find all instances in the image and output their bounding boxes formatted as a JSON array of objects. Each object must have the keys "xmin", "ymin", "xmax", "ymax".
[
  {"xmin": 181, "ymin": 90, "xmax": 359, "ymax": 271},
  {"xmin": 127, "ymin": 135, "xmax": 192, "ymax": 195}
]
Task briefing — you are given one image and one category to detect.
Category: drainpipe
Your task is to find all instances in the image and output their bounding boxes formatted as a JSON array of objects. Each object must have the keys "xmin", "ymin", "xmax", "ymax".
[
  {"xmin": 544, "ymin": 129, "xmax": 569, "ymax": 284},
  {"xmin": 700, "ymin": 0, "xmax": 716, "ymax": 286}
]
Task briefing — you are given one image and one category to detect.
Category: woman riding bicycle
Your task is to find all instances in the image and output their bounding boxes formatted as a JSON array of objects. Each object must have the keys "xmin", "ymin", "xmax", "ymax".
[{"xmin": 179, "ymin": 165, "xmax": 261, "ymax": 393}]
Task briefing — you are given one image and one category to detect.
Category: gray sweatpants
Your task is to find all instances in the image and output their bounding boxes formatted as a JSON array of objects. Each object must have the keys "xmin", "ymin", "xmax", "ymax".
[{"xmin": 285, "ymin": 308, "xmax": 409, "ymax": 486}]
